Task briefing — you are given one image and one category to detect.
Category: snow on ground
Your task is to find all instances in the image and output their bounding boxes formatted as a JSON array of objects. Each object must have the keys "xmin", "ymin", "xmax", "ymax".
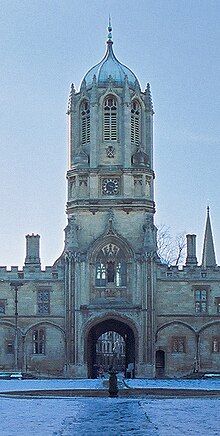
[
  {"xmin": 0, "ymin": 398, "xmax": 154, "ymax": 436},
  {"xmin": 0, "ymin": 378, "xmax": 105, "ymax": 392},
  {"xmin": 125, "ymin": 377, "xmax": 220, "ymax": 390},
  {"xmin": 140, "ymin": 398, "xmax": 220, "ymax": 436},
  {"xmin": 0, "ymin": 379, "xmax": 220, "ymax": 435},
  {"xmin": 0, "ymin": 377, "xmax": 219, "ymax": 392},
  {"xmin": 0, "ymin": 396, "xmax": 220, "ymax": 435}
]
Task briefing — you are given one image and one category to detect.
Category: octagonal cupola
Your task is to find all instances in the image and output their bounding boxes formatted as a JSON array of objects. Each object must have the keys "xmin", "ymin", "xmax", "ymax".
[
  {"xmin": 81, "ymin": 19, "xmax": 141, "ymax": 91},
  {"xmin": 66, "ymin": 20, "xmax": 155, "ymax": 220}
]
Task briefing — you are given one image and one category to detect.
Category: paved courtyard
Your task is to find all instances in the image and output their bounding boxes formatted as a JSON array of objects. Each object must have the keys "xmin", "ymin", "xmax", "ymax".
[
  {"xmin": 0, "ymin": 379, "xmax": 219, "ymax": 435},
  {"xmin": 1, "ymin": 396, "xmax": 220, "ymax": 435}
]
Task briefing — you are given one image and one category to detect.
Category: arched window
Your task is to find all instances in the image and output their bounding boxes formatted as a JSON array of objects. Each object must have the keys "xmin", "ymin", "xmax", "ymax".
[
  {"xmin": 95, "ymin": 243, "xmax": 127, "ymax": 287},
  {"xmin": 81, "ymin": 100, "xmax": 90, "ymax": 144},
  {"xmin": 103, "ymin": 96, "xmax": 117, "ymax": 141},
  {"xmin": 131, "ymin": 100, "xmax": 141, "ymax": 145}
]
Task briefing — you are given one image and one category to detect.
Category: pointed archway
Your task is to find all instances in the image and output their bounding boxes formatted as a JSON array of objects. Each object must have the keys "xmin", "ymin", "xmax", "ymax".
[{"xmin": 86, "ymin": 319, "xmax": 136, "ymax": 378}]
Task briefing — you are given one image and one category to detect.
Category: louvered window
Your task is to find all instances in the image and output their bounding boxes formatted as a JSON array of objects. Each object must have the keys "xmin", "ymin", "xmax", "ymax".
[
  {"xmin": 131, "ymin": 100, "xmax": 141, "ymax": 145},
  {"xmin": 81, "ymin": 101, "xmax": 90, "ymax": 144},
  {"xmin": 103, "ymin": 96, "xmax": 117, "ymax": 141}
]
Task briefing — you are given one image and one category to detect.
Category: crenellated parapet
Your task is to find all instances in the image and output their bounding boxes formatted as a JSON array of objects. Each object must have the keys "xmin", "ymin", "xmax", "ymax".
[
  {"xmin": 157, "ymin": 262, "xmax": 220, "ymax": 281},
  {"xmin": 0, "ymin": 233, "xmax": 64, "ymax": 282},
  {"xmin": 0, "ymin": 265, "xmax": 64, "ymax": 282}
]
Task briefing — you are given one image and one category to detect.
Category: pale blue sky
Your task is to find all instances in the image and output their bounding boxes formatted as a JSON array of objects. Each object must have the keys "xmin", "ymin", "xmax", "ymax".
[{"xmin": 0, "ymin": 0, "xmax": 220, "ymax": 267}]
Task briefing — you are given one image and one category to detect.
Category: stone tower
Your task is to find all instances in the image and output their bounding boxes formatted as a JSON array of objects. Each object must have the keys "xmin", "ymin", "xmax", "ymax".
[{"xmin": 65, "ymin": 21, "xmax": 157, "ymax": 378}]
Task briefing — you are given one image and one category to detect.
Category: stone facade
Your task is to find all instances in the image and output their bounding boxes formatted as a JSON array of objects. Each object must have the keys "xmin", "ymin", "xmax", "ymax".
[{"xmin": 0, "ymin": 25, "xmax": 219, "ymax": 378}]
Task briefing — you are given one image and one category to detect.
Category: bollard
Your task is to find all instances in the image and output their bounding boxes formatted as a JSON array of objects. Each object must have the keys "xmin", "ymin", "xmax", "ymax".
[{"xmin": 108, "ymin": 369, "xmax": 119, "ymax": 398}]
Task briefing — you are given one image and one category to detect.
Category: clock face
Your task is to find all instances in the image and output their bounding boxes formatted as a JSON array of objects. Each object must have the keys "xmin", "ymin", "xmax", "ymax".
[{"xmin": 102, "ymin": 178, "xmax": 119, "ymax": 195}]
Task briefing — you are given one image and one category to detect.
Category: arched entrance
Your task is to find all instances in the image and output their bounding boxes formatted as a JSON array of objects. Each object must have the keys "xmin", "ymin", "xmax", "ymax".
[
  {"xmin": 155, "ymin": 350, "xmax": 165, "ymax": 378},
  {"xmin": 96, "ymin": 331, "xmax": 126, "ymax": 372},
  {"xmin": 86, "ymin": 319, "xmax": 135, "ymax": 378}
]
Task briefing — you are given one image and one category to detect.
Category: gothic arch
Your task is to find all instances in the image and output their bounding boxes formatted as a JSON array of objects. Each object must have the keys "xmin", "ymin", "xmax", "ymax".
[
  {"xmin": 0, "ymin": 320, "xmax": 23, "ymax": 335},
  {"xmin": 83, "ymin": 313, "xmax": 139, "ymax": 378},
  {"xmin": 99, "ymin": 89, "xmax": 121, "ymax": 108},
  {"xmin": 24, "ymin": 321, "xmax": 66, "ymax": 374},
  {"xmin": 25, "ymin": 321, "xmax": 65, "ymax": 337},
  {"xmin": 131, "ymin": 98, "xmax": 142, "ymax": 146},
  {"xmin": 80, "ymin": 99, "xmax": 90, "ymax": 145},
  {"xmin": 156, "ymin": 321, "xmax": 196, "ymax": 340},
  {"xmin": 89, "ymin": 232, "xmax": 134, "ymax": 290},
  {"xmin": 89, "ymin": 233, "xmax": 133, "ymax": 263},
  {"xmin": 198, "ymin": 320, "xmax": 220, "ymax": 334},
  {"xmin": 83, "ymin": 312, "xmax": 140, "ymax": 339},
  {"xmin": 98, "ymin": 91, "xmax": 122, "ymax": 143},
  {"xmin": 103, "ymin": 94, "xmax": 118, "ymax": 142}
]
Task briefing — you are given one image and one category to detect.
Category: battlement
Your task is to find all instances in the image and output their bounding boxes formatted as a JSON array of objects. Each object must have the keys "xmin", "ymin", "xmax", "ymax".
[
  {"xmin": 157, "ymin": 263, "xmax": 220, "ymax": 281},
  {"xmin": 0, "ymin": 265, "xmax": 63, "ymax": 281}
]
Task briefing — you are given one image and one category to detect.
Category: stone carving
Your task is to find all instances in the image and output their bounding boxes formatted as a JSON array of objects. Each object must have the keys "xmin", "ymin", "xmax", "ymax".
[
  {"xmin": 145, "ymin": 176, "xmax": 151, "ymax": 197},
  {"xmin": 105, "ymin": 145, "xmax": 116, "ymax": 158},
  {"xmin": 65, "ymin": 216, "xmax": 79, "ymax": 252},
  {"xmin": 79, "ymin": 175, "xmax": 88, "ymax": 186},
  {"xmin": 106, "ymin": 209, "xmax": 117, "ymax": 235},
  {"xmin": 70, "ymin": 177, "xmax": 76, "ymax": 197},
  {"xmin": 132, "ymin": 146, "xmax": 149, "ymax": 167},
  {"xmin": 75, "ymin": 148, "xmax": 89, "ymax": 167},
  {"xmin": 143, "ymin": 214, "xmax": 156, "ymax": 255},
  {"xmin": 134, "ymin": 176, "xmax": 143, "ymax": 185},
  {"xmin": 102, "ymin": 243, "xmax": 119, "ymax": 261}
]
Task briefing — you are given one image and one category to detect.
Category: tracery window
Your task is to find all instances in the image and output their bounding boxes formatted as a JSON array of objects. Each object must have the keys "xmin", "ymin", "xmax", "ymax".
[
  {"xmin": 32, "ymin": 329, "xmax": 45, "ymax": 354},
  {"xmin": 37, "ymin": 290, "xmax": 50, "ymax": 314},
  {"xmin": 194, "ymin": 289, "xmax": 208, "ymax": 313},
  {"xmin": 131, "ymin": 100, "xmax": 141, "ymax": 145},
  {"xmin": 81, "ymin": 100, "xmax": 90, "ymax": 144},
  {"xmin": 171, "ymin": 336, "xmax": 186, "ymax": 353},
  {"xmin": 95, "ymin": 243, "xmax": 127, "ymax": 287},
  {"xmin": 103, "ymin": 96, "xmax": 117, "ymax": 141}
]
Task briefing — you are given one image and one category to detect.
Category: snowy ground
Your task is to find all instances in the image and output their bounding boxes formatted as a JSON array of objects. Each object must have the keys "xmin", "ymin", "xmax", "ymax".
[
  {"xmin": 0, "ymin": 378, "xmax": 105, "ymax": 392},
  {"xmin": 0, "ymin": 379, "xmax": 219, "ymax": 435},
  {"xmin": 0, "ymin": 377, "xmax": 219, "ymax": 392},
  {"xmin": 125, "ymin": 377, "xmax": 220, "ymax": 390}
]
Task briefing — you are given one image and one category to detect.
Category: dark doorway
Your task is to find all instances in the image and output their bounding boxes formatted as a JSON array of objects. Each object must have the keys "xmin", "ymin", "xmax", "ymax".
[
  {"xmin": 96, "ymin": 331, "xmax": 125, "ymax": 373},
  {"xmin": 155, "ymin": 350, "xmax": 165, "ymax": 378},
  {"xmin": 87, "ymin": 319, "xmax": 135, "ymax": 378}
]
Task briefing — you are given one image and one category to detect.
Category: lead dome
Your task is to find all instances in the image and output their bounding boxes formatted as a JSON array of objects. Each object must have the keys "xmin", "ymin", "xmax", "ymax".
[{"xmin": 80, "ymin": 22, "xmax": 141, "ymax": 91}]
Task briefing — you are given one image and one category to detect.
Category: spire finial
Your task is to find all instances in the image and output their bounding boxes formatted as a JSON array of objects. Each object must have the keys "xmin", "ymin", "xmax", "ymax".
[
  {"xmin": 107, "ymin": 14, "xmax": 113, "ymax": 42},
  {"xmin": 202, "ymin": 206, "xmax": 216, "ymax": 268}
]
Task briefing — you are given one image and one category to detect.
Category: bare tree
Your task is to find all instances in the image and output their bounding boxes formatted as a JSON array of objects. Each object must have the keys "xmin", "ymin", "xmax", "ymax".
[{"xmin": 157, "ymin": 225, "xmax": 186, "ymax": 266}]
